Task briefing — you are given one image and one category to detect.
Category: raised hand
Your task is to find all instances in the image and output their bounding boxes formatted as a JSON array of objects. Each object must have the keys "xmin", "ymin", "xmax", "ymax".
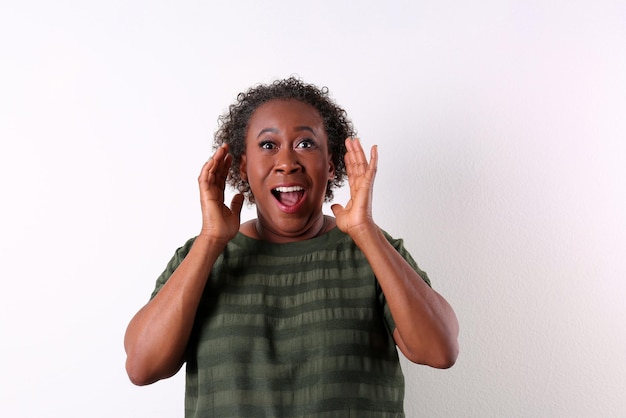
[
  {"xmin": 331, "ymin": 138, "xmax": 378, "ymax": 239},
  {"xmin": 198, "ymin": 144, "xmax": 245, "ymax": 242}
]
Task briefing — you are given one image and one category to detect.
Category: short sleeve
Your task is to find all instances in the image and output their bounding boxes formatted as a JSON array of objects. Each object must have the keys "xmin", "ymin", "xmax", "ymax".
[{"xmin": 150, "ymin": 237, "xmax": 197, "ymax": 300}]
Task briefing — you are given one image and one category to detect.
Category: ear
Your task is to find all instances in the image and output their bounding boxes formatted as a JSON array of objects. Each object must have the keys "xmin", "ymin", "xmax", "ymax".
[
  {"xmin": 327, "ymin": 154, "xmax": 335, "ymax": 181},
  {"xmin": 240, "ymin": 153, "xmax": 248, "ymax": 181}
]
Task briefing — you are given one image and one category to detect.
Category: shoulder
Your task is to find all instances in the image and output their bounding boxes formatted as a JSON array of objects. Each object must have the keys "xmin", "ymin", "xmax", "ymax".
[{"xmin": 239, "ymin": 220, "xmax": 258, "ymax": 239}]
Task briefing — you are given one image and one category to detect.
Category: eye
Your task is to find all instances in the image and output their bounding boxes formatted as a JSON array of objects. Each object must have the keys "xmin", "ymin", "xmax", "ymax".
[
  {"xmin": 296, "ymin": 139, "xmax": 315, "ymax": 149},
  {"xmin": 259, "ymin": 140, "xmax": 276, "ymax": 150}
]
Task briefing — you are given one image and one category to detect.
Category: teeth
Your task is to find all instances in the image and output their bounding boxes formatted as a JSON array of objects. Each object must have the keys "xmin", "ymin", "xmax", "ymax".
[{"xmin": 274, "ymin": 186, "xmax": 304, "ymax": 193}]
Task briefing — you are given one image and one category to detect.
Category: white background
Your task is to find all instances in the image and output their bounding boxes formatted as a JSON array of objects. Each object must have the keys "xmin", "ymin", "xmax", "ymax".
[{"xmin": 1, "ymin": 1, "xmax": 625, "ymax": 417}]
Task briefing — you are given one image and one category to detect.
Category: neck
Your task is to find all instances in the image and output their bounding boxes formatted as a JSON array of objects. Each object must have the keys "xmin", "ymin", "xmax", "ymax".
[{"xmin": 254, "ymin": 215, "xmax": 330, "ymax": 243}]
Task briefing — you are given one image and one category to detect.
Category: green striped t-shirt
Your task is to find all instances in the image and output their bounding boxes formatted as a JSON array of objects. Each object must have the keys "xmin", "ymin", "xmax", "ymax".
[{"xmin": 151, "ymin": 227, "xmax": 430, "ymax": 418}]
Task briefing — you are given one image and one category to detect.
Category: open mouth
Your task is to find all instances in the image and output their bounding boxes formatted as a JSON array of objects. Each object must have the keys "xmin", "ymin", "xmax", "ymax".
[{"xmin": 271, "ymin": 186, "xmax": 305, "ymax": 207}]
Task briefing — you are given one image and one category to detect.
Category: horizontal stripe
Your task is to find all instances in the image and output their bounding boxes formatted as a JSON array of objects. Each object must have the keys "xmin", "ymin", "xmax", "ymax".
[
  {"xmin": 192, "ymin": 334, "xmax": 398, "ymax": 368},
  {"xmin": 208, "ymin": 272, "xmax": 375, "ymax": 293},
  {"xmin": 191, "ymin": 357, "xmax": 403, "ymax": 395},
  {"xmin": 151, "ymin": 227, "xmax": 429, "ymax": 416},
  {"xmin": 195, "ymin": 385, "xmax": 403, "ymax": 410},
  {"xmin": 188, "ymin": 395, "xmax": 404, "ymax": 418}
]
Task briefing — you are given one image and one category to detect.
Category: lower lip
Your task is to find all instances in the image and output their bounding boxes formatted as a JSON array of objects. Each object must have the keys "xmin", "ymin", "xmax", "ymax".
[{"xmin": 274, "ymin": 192, "xmax": 307, "ymax": 214}]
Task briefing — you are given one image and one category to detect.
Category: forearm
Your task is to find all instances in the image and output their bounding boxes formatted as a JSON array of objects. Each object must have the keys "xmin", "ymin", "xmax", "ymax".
[
  {"xmin": 124, "ymin": 234, "xmax": 226, "ymax": 385},
  {"xmin": 351, "ymin": 225, "xmax": 459, "ymax": 368}
]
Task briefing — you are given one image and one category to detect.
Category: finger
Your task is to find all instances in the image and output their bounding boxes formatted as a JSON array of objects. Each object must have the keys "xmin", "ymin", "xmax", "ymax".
[
  {"xmin": 215, "ymin": 153, "xmax": 232, "ymax": 189},
  {"xmin": 344, "ymin": 145, "xmax": 357, "ymax": 187},
  {"xmin": 209, "ymin": 143, "xmax": 227, "ymax": 166},
  {"xmin": 199, "ymin": 157, "xmax": 216, "ymax": 187},
  {"xmin": 367, "ymin": 145, "xmax": 378, "ymax": 181},
  {"xmin": 230, "ymin": 193, "xmax": 245, "ymax": 218},
  {"xmin": 330, "ymin": 203, "xmax": 345, "ymax": 218},
  {"xmin": 344, "ymin": 138, "xmax": 358, "ymax": 178},
  {"xmin": 207, "ymin": 144, "xmax": 231, "ymax": 186},
  {"xmin": 346, "ymin": 138, "xmax": 369, "ymax": 177}
]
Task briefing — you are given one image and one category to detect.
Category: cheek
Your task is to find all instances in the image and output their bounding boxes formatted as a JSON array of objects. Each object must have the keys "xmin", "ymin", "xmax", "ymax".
[{"xmin": 242, "ymin": 158, "xmax": 271, "ymax": 188}]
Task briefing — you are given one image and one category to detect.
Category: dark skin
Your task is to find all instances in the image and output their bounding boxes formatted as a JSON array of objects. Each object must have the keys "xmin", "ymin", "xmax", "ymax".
[
  {"xmin": 124, "ymin": 99, "xmax": 459, "ymax": 386},
  {"xmin": 238, "ymin": 100, "xmax": 336, "ymax": 242}
]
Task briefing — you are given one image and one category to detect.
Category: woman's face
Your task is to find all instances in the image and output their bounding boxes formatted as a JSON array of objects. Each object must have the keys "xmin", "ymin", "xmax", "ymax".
[{"xmin": 240, "ymin": 99, "xmax": 335, "ymax": 241}]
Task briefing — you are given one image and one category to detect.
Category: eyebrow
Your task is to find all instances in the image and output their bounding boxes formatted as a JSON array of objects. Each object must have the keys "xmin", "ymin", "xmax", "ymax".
[{"xmin": 256, "ymin": 126, "xmax": 316, "ymax": 138}]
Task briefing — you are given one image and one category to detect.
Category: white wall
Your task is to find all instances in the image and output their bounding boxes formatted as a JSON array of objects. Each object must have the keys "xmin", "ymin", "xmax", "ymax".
[{"xmin": 1, "ymin": 1, "xmax": 625, "ymax": 417}]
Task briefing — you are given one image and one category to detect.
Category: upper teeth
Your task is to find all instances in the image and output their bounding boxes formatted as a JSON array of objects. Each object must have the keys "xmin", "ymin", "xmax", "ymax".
[{"xmin": 274, "ymin": 186, "xmax": 303, "ymax": 193}]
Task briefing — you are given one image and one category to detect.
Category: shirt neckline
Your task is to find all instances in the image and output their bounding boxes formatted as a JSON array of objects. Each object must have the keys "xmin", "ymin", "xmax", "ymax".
[{"xmin": 230, "ymin": 226, "xmax": 348, "ymax": 257}]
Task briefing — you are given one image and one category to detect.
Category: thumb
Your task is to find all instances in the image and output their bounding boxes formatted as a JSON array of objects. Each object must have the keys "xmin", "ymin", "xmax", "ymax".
[
  {"xmin": 330, "ymin": 203, "xmax": 344, "ymax": 218},
  {"xmin": 230, "ymin": 194, "xmax": 245, "ymax": 218}
]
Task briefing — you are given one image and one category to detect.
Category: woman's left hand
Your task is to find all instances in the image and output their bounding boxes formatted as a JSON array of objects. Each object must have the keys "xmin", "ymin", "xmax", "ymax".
[
  {"xmin": 333, "ymin": 138, "xmax": 459, "ymax": 368},
  {"xmin": 331, "ymin": 138, "xmax": 378, "ymax": 239}
]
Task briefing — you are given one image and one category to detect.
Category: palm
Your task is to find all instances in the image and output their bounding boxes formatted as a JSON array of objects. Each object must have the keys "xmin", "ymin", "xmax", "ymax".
[
  {"xmin": 332, "ymin": 139, "xmax": 378, "ymax": 236},
  {"xmin": 198, "ymin": 145, "xmax": 244, "ymax": 242}
]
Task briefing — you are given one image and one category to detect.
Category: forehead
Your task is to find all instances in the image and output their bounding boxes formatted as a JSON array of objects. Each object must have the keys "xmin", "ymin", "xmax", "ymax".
[{"xmin": 247, "ymin": 99, "xmax": 325, "ymax": 133}]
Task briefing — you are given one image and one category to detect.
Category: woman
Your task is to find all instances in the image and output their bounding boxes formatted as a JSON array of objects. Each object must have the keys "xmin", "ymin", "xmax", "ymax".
[{"xmin": 124, "ymin": 77, "xmax": 459, "ymax": 417}]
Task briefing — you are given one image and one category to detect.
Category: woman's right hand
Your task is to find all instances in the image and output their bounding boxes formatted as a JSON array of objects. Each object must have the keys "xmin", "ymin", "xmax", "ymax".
[
  {"xmin": 125, "ymin": 144, "xmax": 245, "ymax": 386},
  {"xmin": 198, "ymin": 144, "xmax": 245, "ymax": 242}
]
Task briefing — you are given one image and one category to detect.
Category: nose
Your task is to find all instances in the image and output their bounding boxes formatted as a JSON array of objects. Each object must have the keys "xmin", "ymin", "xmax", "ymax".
[{"xmin": 275, "ymin": 147, "xmax": 301, "ymax": 174}]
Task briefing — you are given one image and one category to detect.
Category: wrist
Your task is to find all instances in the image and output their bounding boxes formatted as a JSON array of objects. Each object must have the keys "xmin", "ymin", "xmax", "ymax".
[
  {"xmin": 196, "ymin": 229, "xmax": 231, "ymax": 248},
  {"xmin": 347, "ymin": 221, "xmax": 381, "ymax": 247}
]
